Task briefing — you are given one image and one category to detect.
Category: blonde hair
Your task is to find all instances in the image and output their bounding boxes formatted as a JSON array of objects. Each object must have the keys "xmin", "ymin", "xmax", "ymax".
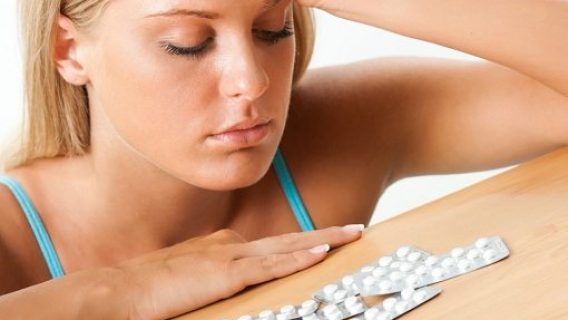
[{"xmin": 2, "ymin": 1, "xmax": 315, "ymax": 170}]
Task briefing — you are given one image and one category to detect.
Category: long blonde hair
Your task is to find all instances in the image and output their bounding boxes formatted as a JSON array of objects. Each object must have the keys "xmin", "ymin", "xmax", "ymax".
[{"xmin": 2, "ymin": 1, "xmax": 315, "ymax": 171}]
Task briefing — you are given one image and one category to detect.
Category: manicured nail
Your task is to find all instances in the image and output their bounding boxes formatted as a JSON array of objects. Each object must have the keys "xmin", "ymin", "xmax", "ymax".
[
  {"xmin": 342, "ymin": 224, "xmax": 365, "ymax": 233},
  {"xmin": 309, "ymin": 244, "xmax": 330, "ymax": 254}
]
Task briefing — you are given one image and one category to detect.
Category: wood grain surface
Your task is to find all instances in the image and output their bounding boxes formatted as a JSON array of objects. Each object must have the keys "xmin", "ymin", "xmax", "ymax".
[{"xmin": 177, "ymin": 147, "xmax": 568, "ymax": 320}]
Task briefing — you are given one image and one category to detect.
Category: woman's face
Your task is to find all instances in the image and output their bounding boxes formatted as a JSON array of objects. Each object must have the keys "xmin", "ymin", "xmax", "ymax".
[{"xmin": 83, "ymin": 0, "xmax": 296, "ymax": 190}]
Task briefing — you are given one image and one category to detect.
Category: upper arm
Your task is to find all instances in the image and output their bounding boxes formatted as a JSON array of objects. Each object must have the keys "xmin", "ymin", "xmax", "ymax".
[{"xmin": 388, "ymin": 57, "xmax": 568, "ymax": 180}]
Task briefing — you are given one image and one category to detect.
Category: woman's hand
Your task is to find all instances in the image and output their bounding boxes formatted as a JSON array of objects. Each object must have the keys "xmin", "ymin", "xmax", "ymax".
[
  {"xmin": 113, "ymin": 225, "xmax": 364, "ymax": 320},
  {"xmin": 295, "ymin": 0, "xmax": 383, "ymax": 27}
]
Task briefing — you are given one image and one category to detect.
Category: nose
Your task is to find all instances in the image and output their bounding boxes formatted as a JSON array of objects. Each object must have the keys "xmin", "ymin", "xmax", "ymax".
[{"xmin": 218, "ymin": 40, "xmax": 270, "ymax": 102}]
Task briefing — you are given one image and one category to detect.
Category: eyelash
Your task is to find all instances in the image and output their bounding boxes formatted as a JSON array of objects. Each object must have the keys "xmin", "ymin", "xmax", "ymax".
[{"xmin": 161, "ymin": 21, "xmax": 294, "ymax": 59}]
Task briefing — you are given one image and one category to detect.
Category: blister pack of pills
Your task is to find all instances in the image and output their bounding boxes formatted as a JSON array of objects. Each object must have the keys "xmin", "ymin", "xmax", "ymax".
[
  {"xmin": 315, "ymin": 296, "xmax": 369, "ymax": 320},
  {"xmin": 236, "ymin": 299, "xmax": 320, "ymax": 320},
  {"xmin": 313, "ymin": 246, "xmax": 431, "ymax": 304},
  {"xmin": 351, "ymin": 286, "xmax": 442, "ymax": 320},
  {"xmin": 354, "ymin": 237, "xmax": 510, "ymax": 296}
]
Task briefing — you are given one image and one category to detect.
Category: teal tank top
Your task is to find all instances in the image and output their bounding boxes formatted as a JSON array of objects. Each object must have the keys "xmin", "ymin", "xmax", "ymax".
[{"xmin": 0, "ymin": 147, "xmax": 315, "ymax": 279}]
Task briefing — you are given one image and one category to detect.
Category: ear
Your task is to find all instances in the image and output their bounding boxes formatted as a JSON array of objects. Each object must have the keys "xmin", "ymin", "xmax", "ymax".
[{"xmin": 54, "ymin": 14, "xmax": 89, "ymax": 86}]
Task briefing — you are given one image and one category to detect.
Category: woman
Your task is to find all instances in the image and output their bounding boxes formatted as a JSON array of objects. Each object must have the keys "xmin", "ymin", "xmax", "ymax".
[{"xmin": 0, "ymin": 0, "xmax": 566, "ymax": 318}]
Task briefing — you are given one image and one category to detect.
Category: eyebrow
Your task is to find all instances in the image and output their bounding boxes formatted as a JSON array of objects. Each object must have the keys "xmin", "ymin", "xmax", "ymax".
[{"xmin": 145, "ymin": 0, "xmax": 282, "ymax": 20}]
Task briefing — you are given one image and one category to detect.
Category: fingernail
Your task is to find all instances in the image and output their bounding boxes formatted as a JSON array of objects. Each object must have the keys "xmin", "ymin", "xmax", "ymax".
[
  {"xmin": 342, "ymin": 224, "xmax": 365, "ymax": 233},
  {"xmin": 309, "ymin": 244, "xmax": 330, "ymax": 254}
]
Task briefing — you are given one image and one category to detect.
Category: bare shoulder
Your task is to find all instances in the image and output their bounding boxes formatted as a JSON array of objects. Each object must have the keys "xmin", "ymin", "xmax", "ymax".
[{"xmin": 0, "ymin": 175, "xmax": 50, "ymax": 295}]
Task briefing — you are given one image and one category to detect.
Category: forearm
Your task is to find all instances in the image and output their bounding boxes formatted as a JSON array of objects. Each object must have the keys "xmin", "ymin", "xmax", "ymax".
[
  {"xmin": 0, "ymin": 268, "xmax": 129, "ymax": 320},
  {"xmin": 351, "ymin": 0, "xmax": 568, "ymax": 97}
]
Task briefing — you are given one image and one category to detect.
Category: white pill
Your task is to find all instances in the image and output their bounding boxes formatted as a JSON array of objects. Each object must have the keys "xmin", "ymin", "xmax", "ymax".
[
  {"xmin": 361, "ymin": 265, "xmax": 376, "ymax": 273},
  {"xmin": 276, "ymin": 314, "xmax": 289, "ymax": 320},
  {"xmin": 238, "ymin": 316, "xmax": 253, "ymax": 320},
  {"xmin": 280, "ymin": 305, "xmax": 295, "ymax": 314},
  {"xmin": 302, "ymin": 315, "xmax": 319, "ymax": 320},
  {"xmin": 441, "ymin": 257, "xmax": 456, "ymax": 269},
  {"xmin": 297, "ymin": 307, "xmax": 312, "ymax": 317},
  {"xmin": 379, "ymin": 279, "xmax": 393, "ymax": 291},
  {"xmin": 333, "ymin": 289, "xmax": 348, "ymax": 301},
  {"xmin": 372, "ymin": 267, "xmax": 389, "ymax": 278},
  {"xmin": 324, "ymin": 284, "xmax": 338, "ymax": 296},
  {"xmin": 364, "ymin": 276, "xmax": 377, "ymax": 288},
  {"xmin": 467, "ymin": 248, "xmax": 482, "ymax": 260},
  {"xmin": 483, "ymin": 249, "xmax": 497, "ymax": 261},
  {"xmin": 401, "ymin": 288, "xmax": 415, "ymax": 300},
  {"xmin": 344, "ymin": 296, "xmax": 358, "ymax": 308},
  {"xmin": 258, "ymin": 310, "xmax": 275, "ymax": 319},
  {"xmin": 389, "ymin": 271, "xmax": 404, "ymax": 282},
  {"xmin": 342, "ymin": 275, "xmax": 355, "ymax": 287},
  {"xmin": 395, "ymin": 301, "xmax": 410, "ymax": 313},
  {"xmin": 458, "ymin": 259, "xmax": 473, "ymax": 271},
  {"xmin": 301, "ymin": 300, "xmax": 318, "ymax": 311},
  {"xmin": 405, "ymin": 274, "xmax": 420, "ymax": 286},
  {"xmin": 378, "ymin": 256, "xmax": 393, "ymax": 267},
  {"xmin": 348, "ymin": 302, "xmax": 365, "ymax": 314},
  {"xmin": 390, "ymin": 261, "xmax": 402, "ymax": 269},
  {"xmin": 407, "ymin": 251, "xmax": 422, "ymax": 262},
  {"xmin": 414, "ymin": 265, "xmax": 428, "ymax": 275},
  {"xmin": 413, "ymin": 289, "xmax": 428, "ymax": 303},
  {"xmin": 451, "ymin": 247, "xmax": 465, "ymax": 258},
  {"xmin": 364, "ymin": 307, "xmax": 379, "ymax": 320},
  {"xmin": 382, "ymin": 297, "xmax": 398, "ymax": 311},
  {"xmin": 323, "ymin": 304, "xmax": 339, "ymax": 314},
  {"xmin": 396, "ymin": 246, "xmax": 411, "ymax": 258},
  {"xmin": 375, "ymin": 312, "xmax": 394, "ymax": 320},
  {"xmin": 475, "ymin": 238, "xmax": 490, "ymax": 249},
  {"xmin": 425, "ymin": 256, "xmax": 439, "ymax": 266},
  {"xmin": 432, "ymin": 267, "xmax": 446, "ymax": 279},
  {"xmin": 399, "ymin": 262, "xmax": 413, "ymax": 272}
]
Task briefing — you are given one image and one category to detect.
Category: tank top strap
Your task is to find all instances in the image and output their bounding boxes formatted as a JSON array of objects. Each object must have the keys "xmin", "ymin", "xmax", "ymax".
[
  {"xmin": 0, "ymin": 175, "xmax": 65, "ymax": 278},
  {"xmin": 272, "ymin": 148, "xmax": 316, "ymax": 232}
]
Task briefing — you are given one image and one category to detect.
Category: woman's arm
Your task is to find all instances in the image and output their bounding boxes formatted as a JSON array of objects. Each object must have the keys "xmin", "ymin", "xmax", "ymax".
[
  {"xmin": 0, "ymin": 268, "xmax": 129, "ymax": 320},
  {"xmin": 295, "ymin": 0, "xmax": 568, "ymax": 180},
  {"xmin": 300, "ymin": 0, "xmax": 568, "ymax": 97}
]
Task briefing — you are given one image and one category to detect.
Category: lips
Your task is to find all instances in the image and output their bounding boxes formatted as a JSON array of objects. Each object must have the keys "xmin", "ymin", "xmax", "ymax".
[
  {"xmin": 215, "ymin": 118, "xmax": 272, "ymax": 135},
  {"xmin": 210, "ymin": 120, "xmax": 272, "ymax": 148}
]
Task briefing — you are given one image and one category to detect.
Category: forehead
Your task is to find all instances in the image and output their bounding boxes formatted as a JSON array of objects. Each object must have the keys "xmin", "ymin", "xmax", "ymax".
[{"xmin": 131, "ymin": 0, "xmax": 287, "ymax": 19}]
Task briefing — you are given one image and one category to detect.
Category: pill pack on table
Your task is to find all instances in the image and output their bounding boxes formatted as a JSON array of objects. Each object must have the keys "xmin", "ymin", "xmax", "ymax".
[{"xmin": 232, "ymin": 236, "xmax": 510, "ymax": 320}]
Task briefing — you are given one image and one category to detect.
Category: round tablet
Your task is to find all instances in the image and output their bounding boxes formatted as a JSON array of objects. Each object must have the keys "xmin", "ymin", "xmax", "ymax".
[
  {"xmin": 301, "ymin": 300, "xmax": 318, "ymax": 311},
  {"xmin": 483, "ymin": 249, "xmax": 497, "ymax": 261},
  {"xmin": 382, "ymin": 297, "xmax": 398, "ymax": 311},
  {"xmin": 395, "ymin": 301, "xmax": 410, "ymax": 313},
  {"xmin": 378, "ymin": 256, "xmax": 393, "ymax": 267},
  {"xmin": 375, "ymin": 312, "xmax": 394, "ymax": 320},
  {"xmin": 441, "ymin": 257, "xmax": 456, "ymax": 269},
  {"xmin": 238, "ymin": 316, "xmax": 253, "ymax": 320},
  {"xmin": 405, "ymin": 274, "xmax": 420, "ymax": 287},
  {"xmin": 361, "ymin": 265, "xmax": 376, "ymax": 273},
  {"xmin": 344, "ymin": 296, "xmax": 358, "ymax": 308},
  {"xmin": 323, "ymin": 304, "xmax": 339, "ymax": 315},
  {"xmin": 373, "ymin": 267, "xmax": 389, "ymax": 278},
  {"xmin": 396, "ymin": 246, "xmax": 411, "ymax": 258},
  {"xmin": 414, "ymin": 265, "xmax": 428, "ymax": 275},
  {"xmin": 379, "ymin": 279, "xmax": 393, "ymax": 291},
  {"xmin": 389, "ymin": 271, "xmax": 404, "ymax": 282},
  {"xmin": 425, "ymin": 256, "xmax": 439, "ymax": 266},
  {"xmin": 342, "ymin": 275, "xmax": 355, "ymax": 287},
  {"xmin": 432, "ymin": 267, "xmax": 446, "ymax": 279},
  {"xmin": 258, "ymin": 310, "xmax": 275, "ymax": 319},
  {"xmin": 407, "ymin": 251, "xmax": 422, "ymax": 262},
  {"xmin": 475, "ymin": 238, "xmax": 490, "ymax": 249},
  {"xmin": 333, "ymin": 289, "xmax": 348, "ymax": 302},
  {"xmin": 467, "ymin": 248, "xmax": 482, "ymax": 260},
  {"xmin": 324, "ymin": 284, "xmax": 339, "ymax": 296},
  {"xmin": 399, "ymin": 262, "xmax": 414, "ymax": 272},
  {"xmin": 458, "ymin": 259, "xmax": 473, "ymax": 271},
  {"xmin": 451, "ymin": 247, "xmax": 465, "ymax": 258},
  {"xmin": 280, "ymin": 305, "xmax": 295, "ymax": 314},
  {"xmin": 364, "ymin": 307, "xmax": 379, "ymax": 320},
  {"xmin": 389, "ymin": 261, "xmax": 402, "ymax": 269},
  {"xmin": 401, "ymin": 288, "xmax": 415, "ymax": 300},
  {"xmin": 364, "ymin": 276, "xmax": 377, "ymax": 288}
]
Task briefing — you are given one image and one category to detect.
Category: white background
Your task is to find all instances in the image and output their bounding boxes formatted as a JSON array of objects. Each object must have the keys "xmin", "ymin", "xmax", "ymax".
[{"xmin": 0, "ymin": 2, "xmax": 510, "ymax": 225}]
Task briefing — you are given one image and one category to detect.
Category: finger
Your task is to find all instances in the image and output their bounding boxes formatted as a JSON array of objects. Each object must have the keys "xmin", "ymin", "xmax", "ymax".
[
  {"xmin": 227, "ymin": 244, "xmax": 331, "ymax": 291},
  {"xmin": 235, "ymin": 224, "xmax": 364, "ymax": 258}
]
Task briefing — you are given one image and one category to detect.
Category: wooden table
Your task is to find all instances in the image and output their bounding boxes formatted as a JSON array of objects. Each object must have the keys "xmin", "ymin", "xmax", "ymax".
[{"xmin": 178, "ymin": 147, "xmax": 568, "ymax": 319}]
